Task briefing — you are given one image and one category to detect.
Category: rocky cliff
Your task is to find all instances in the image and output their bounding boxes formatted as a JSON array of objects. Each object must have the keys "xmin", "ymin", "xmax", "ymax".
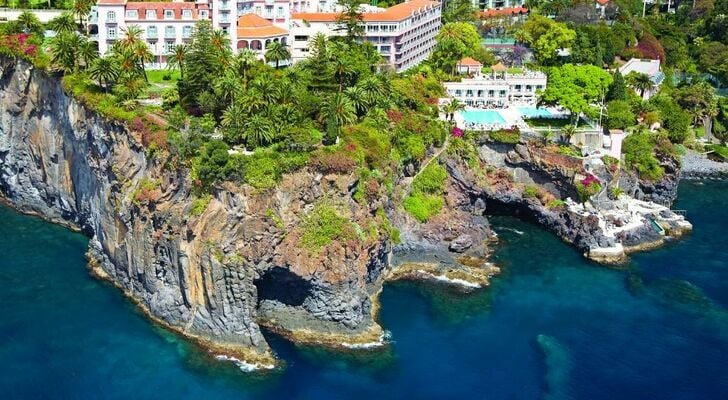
[{"xmin": 0, "ymin": 60, "xmax": 388, "ymax": 367}]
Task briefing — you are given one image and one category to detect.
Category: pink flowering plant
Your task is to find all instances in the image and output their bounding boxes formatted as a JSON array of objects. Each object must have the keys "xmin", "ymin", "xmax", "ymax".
[
  {"xmin": 452, "ymin": 126, "xmax": 464, "ymax": 138},
  {"xmin": 575, "ymin": 174, "xmax": 602, "ymax": 204}
]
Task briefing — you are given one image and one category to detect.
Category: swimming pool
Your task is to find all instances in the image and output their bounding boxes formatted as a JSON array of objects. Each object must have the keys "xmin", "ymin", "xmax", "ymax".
[
  {"xmin": 518, "ymin": 107, "xmax": 552, "ymax": 118},
  {"xmin": 460, "ymin": 110, "xmax": 507, "ymax": 124}
]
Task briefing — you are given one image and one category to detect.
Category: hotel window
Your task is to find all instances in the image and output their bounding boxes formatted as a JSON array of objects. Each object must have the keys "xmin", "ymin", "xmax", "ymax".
[
  {"xmin": 146, "ymin": 10, "xmax": 156, "ymax": 19},
  {"xmin": 294, "ymin": 35, "xmax": 308, "ymax": 41},
  {"xmin": 182, "ymin": 10, "xmax": 192, "ymax": 18},
  {"xmin": 380, "ymin": 45, "xmax": 391, "ymax": 54},
  {"xmin": 499, "ymin": 90, "xmax": 507, "ymax": 97},
  {"xmin": 536, "ymin": 85, "xmax": 543, "ymax": 90},
  {"xmin": 265, "ymin": 6, "xmax": 273, "ymax": 18},
  {"xmin": 200, "ymin": 10, "xmax": 208, "ymax": 18},
  {"xmin": 526, "ymin": 85, "xmax": 532, "ymax": 92},
  {"xmin": 164, "ymin": 41, "xmax": 175, "ymax": 53},
  {"xmin": 107, "ymin": 27, "xmax": 116, "ymax": 38},
  {"xmin": 488, "ymin": 90, "xmax": 494, "ymax": 97},
  {"xmin": 165, "ymin": 25, "xmax": 175, "ymax": 38},
  {"xmin": 147, "ymin": 26, "xmax": 157, "ymax": 38},
  {"xmin": 277, "ymin": 6, "xmax": 284, "ymax": 17},
  {"xmin": 125, "ymin": 10, "xmax": 137, "ymax": 19},
  {"xmin": 182, "ymin": 26, "xmax": 192, "ymax": 38},
  {"xmin": 455, "ymin": 90, "xmax": 461, "ymax": 96},
  {"xmin": 106, "ymin": 11, "xmax": 116, "ymax": 22},
  {"xmin": 255, "ymin": 7, "xmax": 261, "ymax": 15},
  {"xmin": 514, "ymin": 85, "xmax": 521, "ymax": 91},
  {"xmin": 164, "ymin": 10, "xmax": 174, "ymax": 19}
]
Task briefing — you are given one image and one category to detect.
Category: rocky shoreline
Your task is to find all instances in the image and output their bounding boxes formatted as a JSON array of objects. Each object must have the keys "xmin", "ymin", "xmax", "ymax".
[
  {"xmin": 681, "ymin": 149, "xmax": 728, "ymax": 179},
  {"xmin": 0, "ymin": 59, "xmax": 696, "ymax": 369}
]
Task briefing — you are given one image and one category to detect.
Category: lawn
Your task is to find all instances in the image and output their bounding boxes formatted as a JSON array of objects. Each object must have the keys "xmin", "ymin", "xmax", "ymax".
[{"xmin": 144, "ymin": 69, "xmax": 180, "ymax": 97}]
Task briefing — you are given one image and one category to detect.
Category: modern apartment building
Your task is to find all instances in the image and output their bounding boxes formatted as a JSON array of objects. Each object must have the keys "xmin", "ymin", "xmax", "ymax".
[
  {"xmin": 289, "ymin": 0, "xmax": 441, "ymax": 72},
  {"xmin": 443, "ymin": 62, "xmax": 547, "ymax": 107}
]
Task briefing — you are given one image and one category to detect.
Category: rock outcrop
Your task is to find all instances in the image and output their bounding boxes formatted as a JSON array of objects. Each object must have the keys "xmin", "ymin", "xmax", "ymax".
[{"xmin": 0, "ymin": 60, "xmax": 387, "ymax": 366}]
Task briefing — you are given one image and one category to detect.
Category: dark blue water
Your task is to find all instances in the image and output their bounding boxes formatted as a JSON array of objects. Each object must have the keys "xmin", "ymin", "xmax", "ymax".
[{"xmin": 1, "ymin": 180, "xmax": 727, "ymax": 399}]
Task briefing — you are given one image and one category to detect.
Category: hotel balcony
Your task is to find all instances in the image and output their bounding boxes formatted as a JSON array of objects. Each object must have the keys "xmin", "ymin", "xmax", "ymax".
[
  {"xmin": 165, "ymin": 31, "xmax": 176, "ymax": 39},
  {"xmin": 147, "ymin": 31, "xmax": 158, "ymax": 39}
]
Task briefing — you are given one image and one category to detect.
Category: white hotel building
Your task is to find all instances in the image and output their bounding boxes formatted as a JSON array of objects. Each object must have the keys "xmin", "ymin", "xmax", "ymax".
[
  {"xmin": 289, "ymin": 0, "xmax": 441, "ymax": 72},
  {"xmin": 444, "ymin": 62, "xmax": 547, "ymax": 107},
  {"xmin": 91, "ymin": 0, "xmax": 441, "ymax": 71}
]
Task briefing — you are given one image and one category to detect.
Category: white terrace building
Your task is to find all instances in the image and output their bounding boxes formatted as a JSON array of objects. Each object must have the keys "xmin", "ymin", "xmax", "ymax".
[
  {"xmin": 237, "ymin": 0, "xmax": 338, "ymax": 27},
  {"xmin": 443, "ymin": 62, "xmax": 547, "ymax": 107},
  {"xmin": 289, "ymin": 0, "xmax": 442, "ymax": 72}
]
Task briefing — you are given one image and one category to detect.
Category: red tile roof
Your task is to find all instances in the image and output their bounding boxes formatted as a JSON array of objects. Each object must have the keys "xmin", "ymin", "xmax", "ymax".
[
  {"xmin": 478, "ymin": 6, "xmax": 529, "ymax": 18},
  {"xmin": 292, "ymin": 0, "xmax": 438, "ymax": 23},
  {"xmin": 237, "ymin": 13, "xmax": 288, "ymax": 38},
  {"xmin": 457, "ymin": 57, "xmax": 482, "ymax": 67},
  {"xmin": 123, "ymin": 2, "xmax": 208, "ymax": 20},
  {"xmin": 595, "ymin": 0, "xmax": 609, "ymax": 5}
]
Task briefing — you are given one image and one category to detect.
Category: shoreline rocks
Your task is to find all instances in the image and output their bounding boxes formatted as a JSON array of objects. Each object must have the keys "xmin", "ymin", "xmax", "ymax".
[{"xmin": 681, "ymin": 150, "xmax": 728, "ymax": 179}]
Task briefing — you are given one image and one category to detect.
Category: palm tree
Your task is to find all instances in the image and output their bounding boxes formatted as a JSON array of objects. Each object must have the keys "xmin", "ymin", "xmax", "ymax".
[
  {"xmin": 357, "ymin": 76, "xmax": 386, "ymax": 110},
  {"xmin": 320, "ymin": 93, "xmax": 356, "ymax": 142},
  {"xmin": 233, "ymin": 49, "xmax": 257, "ymax": 85},
  {"xmin": 49, "ymin": 13, "xmax": 77, "ymax": 34},
  {"xmin": 72, "ymin": 0, "xmax": 93, "ymax": 34},
  {"xmin": 251, "ymin": 75, "xmax": 276, "ymax": 105},
  {"xmin": 221, "ymin": 102, "xmax": 247, "ymax": 143},
  {"xmin": 17, "ymin": 11, "xmax": 43, "ymax": 35},
  {"xmin": 309, "ymin": 32, "xmax": 329, "ymax": 61},
  {"xmin": 214, "ymin": 72, "xmax": 241, "ymax": 104},
  {"xmin": 117, "ymin": 25, "xmax": 143, "ymax": 51},
  {"xmin": 167, "ymin": 44, "xmax": 188, "ymax": 79},
  {"xmin": 344, "ymin": 86, "xmax": 367, "ymax": 116},
  {"xmin": 211, "ymin": 29, "xmax": 231, "ymax": 66},
  {"xmin": 560, "ymin": 124, "xmax": 577, "ymax": 145},
  {"xmin": 264, "ymin": 41, "xmax": 290, "ymax": 69},
  {"xmin": 78, "ymin": 38, "xmax": 98, "ymax": 70},
  {"xmin": 238, "ymin": 89, "xmax": 267, "ymax": 115},
  {"xmin": 441, "ymin": 99, "xmax": 465, "ymax": 123},
  {"xmin": 626, "ymin": 72, "xmax": 654, "ymax": 98},
  {"xmin": 50, "ymin": 31, "xmax": 82, "ymax": 72},
  {"xmin": 88, "ymin": 56, "xmax": 119, "ymax": 92},
  {"xmin": 130, "ymin": 41, "xmax": 153, "ymax": 82},
  {"xmin": 244, "ymin": 114, "xmax": 275, "ymax": 148}
]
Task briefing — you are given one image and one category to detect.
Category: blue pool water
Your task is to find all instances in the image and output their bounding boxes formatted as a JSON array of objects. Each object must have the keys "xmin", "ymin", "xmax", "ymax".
[
  {"xmin": 1, "ymin": 180, "xmax": 728, "ymax": 399},
  {"xmin": 460, "ymin": 109, "xmax": 507, "ymax": 124},
  {"xmin": 518, "ymin": 107, "xmax": 552, "ymax": 118}
]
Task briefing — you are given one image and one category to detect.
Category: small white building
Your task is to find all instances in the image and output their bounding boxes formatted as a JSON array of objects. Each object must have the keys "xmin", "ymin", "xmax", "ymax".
[
  {"xmin": 456, "ymin": 57, "xmax": 483, "ymax": 75},
  {"xmin": 289, "ymin": 0, "xmax": 441, "ymax": 72},
  {"xmin": 443, "ymin": 62, "xmax": 547, "ymax": 107},
  {"xmin": 618, "ymin": 58, "xmax": 664, "ymax": 100}
]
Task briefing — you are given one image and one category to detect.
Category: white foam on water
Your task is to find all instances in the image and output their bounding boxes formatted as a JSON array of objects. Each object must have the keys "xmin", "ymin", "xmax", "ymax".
[
  {"xmin": 214, "ymin": 354, "xmax": 276, "ymax": 372},
  {"xmin": 416, "ymin": 269, "xmax": 482, "ymax": 289},
  {"xmin": 341, "ymin": 331, "xmax": 392, "ymax": 349}
]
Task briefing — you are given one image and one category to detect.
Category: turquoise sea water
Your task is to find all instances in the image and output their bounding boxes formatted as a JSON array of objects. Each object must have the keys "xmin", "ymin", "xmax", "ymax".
[
  {"xmin": 1, "ymin": 180, "xmax": 728, "ymax": 399},
  {"xmin": 460, "ymin": 110, "xmax": 507, "ymax": 125}
]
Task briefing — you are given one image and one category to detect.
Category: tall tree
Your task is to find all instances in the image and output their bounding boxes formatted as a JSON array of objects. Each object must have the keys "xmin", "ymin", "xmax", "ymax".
[
  {"xmin": 264, "ymin": 41, "xmax": 290, "ymax": 69},
  {"xmin": 72, "ymin": 0, "xmax": 93, "ymax": 34},
  {"xmin": 431, "ymin": 22, "xmax": 483, "ymax": 74},
  {"xmin": 607, "ymin": 70, "xmax": 627, "ymax": 101},
  {"xmin": 16, "ymin": 11, "xmax": 43, "ymax": 35},
  {"xmin": 167, "ymin": 44, "xmax": 188, "ymax": 80},
  {"xmin": 336, "ymin": 0, "xmax": 365, "ymax": 41},
  {"xmin": 516, "ymin": 15, "xmax": 575, "ymax": 65},
  {"xmin": 539, "ymin": 64, "xmax": 613, "ymax": 127},
  {"xmin": 320, "ymin": 92, "xmax": 356, "ymax": 144},
  {"xmin": 442, "ymin": 0, "xmax": 477, "ymax": 24},
  {"xmin": 233, "ymin": 49, "xmax": 257, "ymax": 85},
  {"xmin": 49, "ymin": 13, "xmax": 77, "ymax": 34},
  {"xmin": 50, "ymin": 31, "xmax": 82, "ymax": 72}
]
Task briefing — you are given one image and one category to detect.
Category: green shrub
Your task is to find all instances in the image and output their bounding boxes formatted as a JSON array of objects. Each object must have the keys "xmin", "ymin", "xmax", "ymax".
[
  {"xmin": 412, "ymin": 163, "xmax": 447, "ymax": 194},
  {"xmin": 189, "ymin": 194, "xmax": 212, "ymax": 216},
  {"xmin": 489, "ymin": 128, "xmax": 520, "ymax": 144},
  {"xmin": 300, "ymin": 202, "xmax": 356, "ymax": 250},
  {"xmin": 546, "ymin": 199, "xmax": 566, "ymax": 210},
  {"xmin": 523, "ymin": 185, "xmax": 539, "ymax": 198},
  {"xmin": 557, "ymin": 145, "xmax": 581, "ymax": 157},
  {"xmin": 623, "ymin": 132, "xmax": 664, "ymax": 181},
  {"xmin": 403, "ymin": 193, "xmax": 444, "ymax": 223}
]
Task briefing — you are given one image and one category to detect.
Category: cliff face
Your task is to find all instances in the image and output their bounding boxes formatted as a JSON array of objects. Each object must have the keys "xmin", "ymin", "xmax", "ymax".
[{"xmin": 0, "ymin": 60, "xmax": 387, "ymax": 365}]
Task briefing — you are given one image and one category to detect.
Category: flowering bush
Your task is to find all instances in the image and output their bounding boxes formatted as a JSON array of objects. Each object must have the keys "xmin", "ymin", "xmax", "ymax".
[
  {"xmin": 452, "ymin": 126, "xmax": 464, "ymax": 138},
  {"xmin": 575, "ymin": 174, "xmax": 602, "ymax": 204}
]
